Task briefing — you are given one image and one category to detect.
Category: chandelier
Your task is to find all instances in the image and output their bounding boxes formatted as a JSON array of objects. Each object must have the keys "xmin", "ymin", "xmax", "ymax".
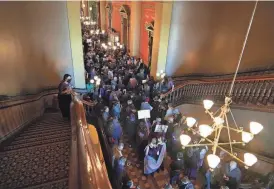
[{"xmin": 179, "ymin": 0, "xmax": 262, "ymax": 170}]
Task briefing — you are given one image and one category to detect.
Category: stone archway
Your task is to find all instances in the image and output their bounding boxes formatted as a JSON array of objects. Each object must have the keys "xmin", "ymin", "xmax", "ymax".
[
  {"xmin": 119, "ymin": 5, "xmax": 130, "ymax": 48},
  {"xmin": 145, "ymin": 21, "xmax": 154, "ymax": 69}
]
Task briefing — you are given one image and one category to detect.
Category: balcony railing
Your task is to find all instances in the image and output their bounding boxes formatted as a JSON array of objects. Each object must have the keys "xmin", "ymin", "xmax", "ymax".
[{"xmin": 164, "ymin": 76, "xmax": 274, "ymax": 113}]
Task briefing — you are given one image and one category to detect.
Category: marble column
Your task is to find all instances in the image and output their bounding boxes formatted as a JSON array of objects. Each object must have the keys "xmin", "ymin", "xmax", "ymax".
[
  {"xmin": 100, "ymin": 1, "xmax": 106, "ymax": 31},
  {"xmin": 150, "ymin": 2, "xmax": 173, "ymax": 77},
  {"xmin": 66, "ymin": 1, "xmax": 86, "ymax": 89},
  {"xmin": 129, "ymin": 1, "xmax": 141, "ymax": 57}
]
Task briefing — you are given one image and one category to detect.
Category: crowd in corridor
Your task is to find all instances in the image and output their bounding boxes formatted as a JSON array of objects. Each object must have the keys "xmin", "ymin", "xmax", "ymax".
[{"xmin": 65, "ymin": 24, "xmax": 274, "ymax": 189}]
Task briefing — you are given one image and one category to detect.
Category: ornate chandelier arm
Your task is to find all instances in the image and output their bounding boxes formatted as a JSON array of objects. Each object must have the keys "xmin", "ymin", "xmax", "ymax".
[
  {"xmin": 184, "ymin": 141, "xmax": 244, "ymax": 148},
  {"xmin": 229, "ymin": 109, "xmax": 240, "ymax": 129},
  {"xmin": 225, "ymin": 113, "xmax": 233, "ymax": 154},
  {"xmin": 221, "ymin": 125, "xmax": 253, "ymax": 135},
  {"xmin": 203, "ymin": 137, "xmax": 246, "ymax": 165},
  {"xmin": 184, "ymin": 143, "xmax": 214, "ymax": 147}
]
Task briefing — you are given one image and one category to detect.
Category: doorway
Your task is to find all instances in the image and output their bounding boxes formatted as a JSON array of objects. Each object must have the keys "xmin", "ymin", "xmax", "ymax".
[
  {"xmin": 145, "ymin": 21, "xmax": 154, "ymax": 69},
  {"xmin": 119, "ymin": 5, "xmax": 130, "ymax": 49}
]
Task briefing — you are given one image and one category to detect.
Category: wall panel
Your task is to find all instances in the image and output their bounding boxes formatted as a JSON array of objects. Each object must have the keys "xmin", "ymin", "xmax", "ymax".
[
  {"xmin": 0, "ymin": 2, "xmax": 74, "ymax": 96},
  {"xmin": 166, "ymin": 1, "xmax": 274, "ymax": 76}
]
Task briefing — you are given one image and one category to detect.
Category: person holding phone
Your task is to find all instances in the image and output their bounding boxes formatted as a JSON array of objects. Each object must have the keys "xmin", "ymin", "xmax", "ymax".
[{"xmin": 58, "ymin": 74, "xmax": 73, "ymax": 119}]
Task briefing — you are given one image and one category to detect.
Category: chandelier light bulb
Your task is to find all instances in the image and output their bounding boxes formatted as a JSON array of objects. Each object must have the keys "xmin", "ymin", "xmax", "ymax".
[
  {"xmin": 115, "ymin": 36, "xmax": 119, "ymax": 42},
  {"xmin": 180, "ymin": 134, "xmax": 191, "ymax": 146},
  {"xmin": 207, "ymin": 154, "xmax": 220, "ymax": 169},
  {"xmin": 113, "ymin": 46, "xmax": 117, "ymax": 50},
  {"xmin": 94, "ymin": 76, "xmax": 98, "ymax": 80},
  {"xmin": 82, "ymin": 4, "xmax": 86, "ymax": 8},
  {"xmin": 214, "ymin": 117, "xmax": 224, "ymax": 125},
  {"xmin": 199, "ymin": 124, "xmax": 213, "ymax": 138},
  {"xmin": 89, "ymin": 7, "xmax": 92, "ymax": 11},
  {"xmin": 242, "ymin": 131, "xmax": 254, "ymax": 143},
  {"xmin": 117, "ymin": 42, "xmax": 120, "ymax": 46},
  {"xmin": 102, "ymin": 30, "xmax": 105, "ymax": 34},
  {"xmin": 90, "ymin": 30, "xmax": 94, "ymax": 34},
  {"xmin": 203, "ymin": 100, "xmax": 214, "ymax": 110},
  {"xmin": 156, "ymin": 73, "xmax": 160, "ymax": 77},
  {"xmin": 104, "ymin": 46, "xmax": 108, "ymax": 50},
  {"xmin": 108, "ymin": 42, "xmax": 111, "ymax": 46},
  {"xmin": 250, "ymin": 122, "xmax": 263, "ymax": 135},
  {"xmin": 244, "ymin": 153, "xmax": 257, "ymax": 167},
  {"xmin": 160, "ymin": 70, "xmax": 164, "ymax": 74},
  {"xmin": 90, "ymin": 79, "xmax": 94, "ymax": 84},
  {"xmin": 161, "ymin": 73, "xmax": 165, "ymax": 79},
  {"xmin": 102, "ymin": 43, "xmax": 105, "ymax": 47},
  {"xmin": 186, "ymin": 117, "xmax": 196, "ymax": 128},
  {"xmin": 120, "ymin": 44, "xmax": 123, "ymax": 48}
]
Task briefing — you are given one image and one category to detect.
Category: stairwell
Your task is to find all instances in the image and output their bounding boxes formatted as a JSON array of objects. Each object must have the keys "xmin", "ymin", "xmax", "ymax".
[{"xmin": 0, "ymin": 112, "xmax": 71, "ymax": 189}]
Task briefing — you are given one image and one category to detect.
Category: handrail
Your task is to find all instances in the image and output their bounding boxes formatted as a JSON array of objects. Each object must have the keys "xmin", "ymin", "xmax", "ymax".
[
  {"xmin": 69, "ymin": 92, "xmax": 112, "ymax": 189},
  {"xmin": 165, "ymin": 76, "xmax": 274, "ymax": 96},
  {"xmin": 163, "ymin": 76, "xmax": 274, "ymax": 113}
]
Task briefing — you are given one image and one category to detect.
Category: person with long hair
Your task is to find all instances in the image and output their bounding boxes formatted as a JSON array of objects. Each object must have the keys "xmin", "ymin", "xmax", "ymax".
[{"xmin": 58, "ymin": 74, "xmax": 73, "ymax": 119}]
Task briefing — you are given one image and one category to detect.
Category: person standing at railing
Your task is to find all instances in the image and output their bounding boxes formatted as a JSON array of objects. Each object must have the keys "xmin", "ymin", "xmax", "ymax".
[{"xmin": 58, "ymin": 74, "xmax": 73, "ymax": 120}]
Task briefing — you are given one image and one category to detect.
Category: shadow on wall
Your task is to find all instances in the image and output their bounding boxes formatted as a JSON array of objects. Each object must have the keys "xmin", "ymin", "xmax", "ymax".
[
  {"xmin": 0, "ymin": 1, "xmax": 73, "ymax": 96},
  {"xmin": 178, "ymin": 104, "xmax": 274, "ymax": 159}
]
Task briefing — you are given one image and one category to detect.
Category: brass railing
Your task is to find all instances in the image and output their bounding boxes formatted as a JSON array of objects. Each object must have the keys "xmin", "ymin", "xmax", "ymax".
[
  {"xmin": 69, "ymin": 93, "xmax": 112, "ymax": 189},
  {"xmin": 80, "ymin": 98, "xmax": 118, "ymax": 189}
]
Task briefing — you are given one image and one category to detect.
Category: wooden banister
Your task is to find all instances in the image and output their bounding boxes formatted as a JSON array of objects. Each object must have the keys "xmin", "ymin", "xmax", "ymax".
[{"xmin": 69, "ymin": 93, "xmax": 112, "ymax": 189}]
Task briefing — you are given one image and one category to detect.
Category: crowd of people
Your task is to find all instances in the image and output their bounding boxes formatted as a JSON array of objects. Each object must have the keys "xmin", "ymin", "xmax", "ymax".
[
  {"xmin": 78, "ymin": 24, "xmax": 251, "ymax": 189},
  {"xmin": 54, "ymin": 21, "xmax": 274, "ymax": 189}
]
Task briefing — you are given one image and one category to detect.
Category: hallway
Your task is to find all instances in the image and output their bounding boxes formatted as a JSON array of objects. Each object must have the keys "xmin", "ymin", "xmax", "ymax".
[{"xmin": 0, "ymin": 113, "xmax": 71, "ymax": 189}]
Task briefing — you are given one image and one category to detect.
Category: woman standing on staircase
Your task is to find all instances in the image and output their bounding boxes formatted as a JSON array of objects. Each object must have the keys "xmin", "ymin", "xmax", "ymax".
[{"xmin": 58, "ymin": 74, "xmax": 73, "ymax": 119}]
